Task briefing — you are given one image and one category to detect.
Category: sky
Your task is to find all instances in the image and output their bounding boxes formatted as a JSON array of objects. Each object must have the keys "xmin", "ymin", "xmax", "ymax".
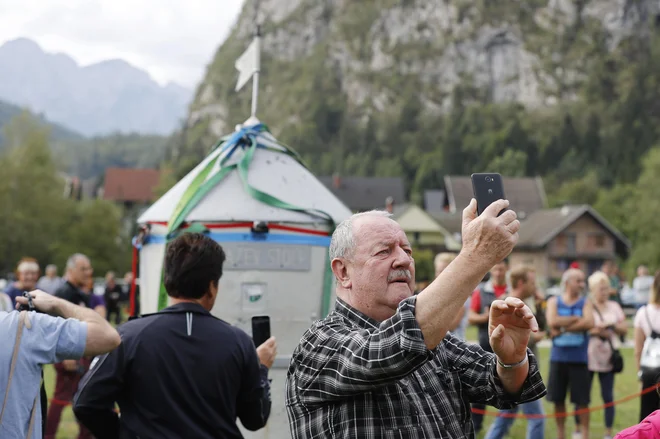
[{"xmin": 0, "ymin": 0, "xmax": 246, "ymax": 89}]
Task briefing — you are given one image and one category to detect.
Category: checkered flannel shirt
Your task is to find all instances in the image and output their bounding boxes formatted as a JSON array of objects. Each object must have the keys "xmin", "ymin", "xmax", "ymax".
[{"xmin": 285, "ymin": 295, "xmax": 547, "ymax": 438}]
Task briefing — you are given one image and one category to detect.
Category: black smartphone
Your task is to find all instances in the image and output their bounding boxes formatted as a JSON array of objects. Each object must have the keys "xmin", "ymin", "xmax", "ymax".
[
  {"xmin": 471, "ymin": 173, "xmax": 507, "ymax": 216},
  {"xmin": 251, "ymin": 315, "xmax": 271, "ymax": 347}
]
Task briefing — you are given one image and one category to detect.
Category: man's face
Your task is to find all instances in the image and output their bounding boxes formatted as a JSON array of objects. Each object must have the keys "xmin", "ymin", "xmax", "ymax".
[
  {"xmin": 18, "ymin": 269, "xmax": 39, "ymax": 290},
  {"xmin": 70, "ymin": 257, "xmax": 93, "ymax": 288},
  {"xmin": 601, "ymin": 261, "xmax": 612, "ymax": 275},
  {"xmin": 524, "ymin": 271, "xmax": 536, "ymax": 298},
  {"xmin": 491, "ymin": 262, "xmax": 507, "ymax": 285},
  {"xmin": 344, "ymin": 216, "xmax": 415, "ymax": 320},
  {"xmin": 106, "ymin": 273, "xmax": 115, "ymax": 286},
  {"xmin": 566, "ymin": 271, "xmax": 586, "ymax": 295}
]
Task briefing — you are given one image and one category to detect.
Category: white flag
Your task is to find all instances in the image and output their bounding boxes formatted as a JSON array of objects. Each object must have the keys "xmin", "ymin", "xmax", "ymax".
[{"xmin": 234, "ymin": 37, "xmax": 260, "ymax": 92}]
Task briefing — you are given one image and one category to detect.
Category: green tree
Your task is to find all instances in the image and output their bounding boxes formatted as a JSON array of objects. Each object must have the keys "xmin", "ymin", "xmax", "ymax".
[
  {"xmin": 52, "ymin": 199, "xmax": 132, "ymax": 275},
  {"xmin": 625, "ymin": 147, "xmax": 660, "ymax": 269},
  {"xmin": 0, "ymin": 113, "xmax": 73, "ymax": 272}
]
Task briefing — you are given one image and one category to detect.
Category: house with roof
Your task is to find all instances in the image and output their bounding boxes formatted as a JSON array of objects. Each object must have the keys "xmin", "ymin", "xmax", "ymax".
[
  {"xmin": 100, "ymin": 167, "xmax": 162, "ymax": 234},
  {"xmin": 510, "ymin": 204, "xmax": 631, "ymax": 285},
  {"xmin": 425, "ymin": 176, "xmax": 630, "ymax": 286},
  {"xmin": 427, "ymin": 175, "xmax": 549, "ymax": 244},
  {"xmin": 385, "ymin": 198, "xmax": 461, "ymax": 252},
  {"xmin": 442, "ymin": 175, "xmax": 548, "ymax": 219},
  {"xmin": 101, "ymin": 167, "xmax": 161, "ymax": 208},
  {"xmin": 318, "ymin": 175, "xmax": 459, "ymax": 252},
  {"xmin": 318, "ymin": 174, "xmax": 406, "ymax": 212}
]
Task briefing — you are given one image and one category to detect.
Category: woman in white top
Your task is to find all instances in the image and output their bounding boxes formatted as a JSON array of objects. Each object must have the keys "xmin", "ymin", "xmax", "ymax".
[
  {"xmin": 585, "ymin": 271, "xmax": 627, "ymax": 439},
  {"xmin": 634, "ymin": 270, "xmax": 660, "ymax": 422}
]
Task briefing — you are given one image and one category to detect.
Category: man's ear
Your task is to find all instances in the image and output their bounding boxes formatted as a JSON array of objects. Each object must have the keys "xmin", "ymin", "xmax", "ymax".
[{"xmin": 331, "ymin": 258, "xmax": 351, "ymax": 289}]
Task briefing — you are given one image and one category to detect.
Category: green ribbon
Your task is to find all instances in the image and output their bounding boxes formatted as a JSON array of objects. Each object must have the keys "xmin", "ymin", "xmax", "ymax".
[{"xmin": 156, "ymin": 125, "xmax": 336, "ymax": 317}]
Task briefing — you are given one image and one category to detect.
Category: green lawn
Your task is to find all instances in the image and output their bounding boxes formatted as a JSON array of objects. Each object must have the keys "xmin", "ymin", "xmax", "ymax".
[{"xmin": 47, "ymin": 325, "xmax": 647, "ymax": 438}]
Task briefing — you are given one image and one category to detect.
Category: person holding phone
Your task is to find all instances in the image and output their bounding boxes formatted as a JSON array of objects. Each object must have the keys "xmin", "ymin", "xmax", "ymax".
[
  {"xmin": 73, "ymin": 233, "xmax": 277, "ymax": 439},
  {"xmin": 286, "ymin": 198, "xmax": 546, "ymax": 439}
]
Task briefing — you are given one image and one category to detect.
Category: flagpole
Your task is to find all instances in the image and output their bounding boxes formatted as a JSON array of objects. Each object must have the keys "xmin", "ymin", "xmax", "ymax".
[{"xmin": 251, "ymin": 24, "xmax": 261, "ymax": 118}]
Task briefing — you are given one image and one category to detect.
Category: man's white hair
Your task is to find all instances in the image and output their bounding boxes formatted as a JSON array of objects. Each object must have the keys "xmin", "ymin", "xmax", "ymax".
[
  {"xmin": 66, "ymin": 253, "xmax": 89, "ymax": 270},
  {"xmin": 560, "ymin": 268, "xmax": 583, "ymax": 291},
  {"xmin": 329, "ymin": 210, "xmax": 393, "ymax": 260}
]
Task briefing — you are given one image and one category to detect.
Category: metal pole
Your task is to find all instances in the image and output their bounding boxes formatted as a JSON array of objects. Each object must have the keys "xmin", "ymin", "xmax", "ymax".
[
  {"xmin": 251, "ymin": 25, "xmax": 261, "ymax": 118},
  {"xmin": 250, "ymin": 0, "xmax": 261, "ymax": 118}
]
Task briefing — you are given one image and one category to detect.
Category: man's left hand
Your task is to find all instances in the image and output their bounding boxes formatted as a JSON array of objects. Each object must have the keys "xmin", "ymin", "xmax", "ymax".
[{"xmin": 488, "ymin": 297, "xmax": 539, "ymax": 364}]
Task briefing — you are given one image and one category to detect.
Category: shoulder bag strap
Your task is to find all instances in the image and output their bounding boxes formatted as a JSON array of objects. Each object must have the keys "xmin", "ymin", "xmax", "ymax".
[
  {"xmin": 591, "ymin": 299, "xmax": 604, "ymax": 321},
  {"xmin": 645, "ymin": 306, "xmax": 660, "ymax": 337},
  {"xmin": 0, "ymin": 311, "xmax": 27, "ymax": 425}
]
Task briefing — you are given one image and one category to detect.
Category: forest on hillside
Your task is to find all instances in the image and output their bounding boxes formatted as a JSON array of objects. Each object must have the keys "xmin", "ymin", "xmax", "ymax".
[
  {"xmin": 164, "ymin": 6, "xmax": 660, "ymax": 275},
  {"xmin": 0, "ymin": 114, "xmax": 133, "ymax": 275},
  {"xmin": 0, "ymin": 101, "xmax": 169, "ymax": 179}
]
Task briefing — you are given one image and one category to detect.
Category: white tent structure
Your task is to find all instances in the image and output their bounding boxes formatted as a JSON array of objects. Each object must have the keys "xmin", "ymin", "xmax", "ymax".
[{"xmin": 133, "ymin": 121, "xmax": 352, "ymax": 437}]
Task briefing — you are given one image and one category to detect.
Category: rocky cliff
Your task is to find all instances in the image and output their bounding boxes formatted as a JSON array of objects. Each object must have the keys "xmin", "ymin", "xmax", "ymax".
[{"xmin": 177, "ymin": 0, "xmax": 660, "ymax": 176}]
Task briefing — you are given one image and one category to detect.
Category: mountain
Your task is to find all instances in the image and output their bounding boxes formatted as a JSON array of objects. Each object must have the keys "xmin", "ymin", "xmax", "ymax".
[
  {"xmin": 173, "ymin": 0, "xmax": 660, "ymax": 190},
  {"xmin": 0, "ymin": 38, "xmax": 193, "ymax": 136},
  {"xmin": 0, "ymin": 98, "xmax": 82, "ymax": 144}
]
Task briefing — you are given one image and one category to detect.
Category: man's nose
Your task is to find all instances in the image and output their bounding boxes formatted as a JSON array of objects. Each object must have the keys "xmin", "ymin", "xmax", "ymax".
[{"xmin": 392, "ymin": 247, "xmax": 411, "ymax": 267}]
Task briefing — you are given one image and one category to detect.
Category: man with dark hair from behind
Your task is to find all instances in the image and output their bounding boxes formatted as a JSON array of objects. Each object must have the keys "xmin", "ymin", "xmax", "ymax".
[{"xmin": 73, "ymin": 233, "xmax": 278, "ymax": 439}]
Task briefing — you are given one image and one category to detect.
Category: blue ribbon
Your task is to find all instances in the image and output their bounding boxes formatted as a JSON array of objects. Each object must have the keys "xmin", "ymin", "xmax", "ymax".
[{"xmin": 144, "ymin": 231, "xmax": 330, "ymax": 247}]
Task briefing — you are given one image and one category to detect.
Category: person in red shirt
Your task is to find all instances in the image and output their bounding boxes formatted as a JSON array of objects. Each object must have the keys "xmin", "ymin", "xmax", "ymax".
[{"xmin": 468, "ymin": 258, "xmax": 509, "ymax": 434}]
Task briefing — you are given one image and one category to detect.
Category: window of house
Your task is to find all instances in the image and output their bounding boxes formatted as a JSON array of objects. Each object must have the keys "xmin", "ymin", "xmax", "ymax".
[
  {"xmin": 566, "ymin": 233, "xmax": 576, "ymax": 253},
  {"xmin": 594, "ymin": 233, "xmax": 606, "ymax": 247}
]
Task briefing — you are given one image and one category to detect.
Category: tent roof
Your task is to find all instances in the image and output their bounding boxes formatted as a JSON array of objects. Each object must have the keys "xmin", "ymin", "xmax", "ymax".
[{"xmin": 137, "ymin": 126, "xmax": 353, "ymax": 225}]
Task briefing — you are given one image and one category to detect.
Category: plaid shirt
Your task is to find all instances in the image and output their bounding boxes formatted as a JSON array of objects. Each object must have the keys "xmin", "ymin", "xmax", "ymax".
[{"xmin": 285, "ymin": 295, "xmax": 547, "ymax": 438}]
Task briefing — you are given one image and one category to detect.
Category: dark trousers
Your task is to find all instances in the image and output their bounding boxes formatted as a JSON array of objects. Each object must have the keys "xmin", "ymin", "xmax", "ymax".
[
  {"xmin": 45, "ymin": 361, "xmax": 94, "ymax": 439},
  {"xmin": 106, "ymin": 306, "xmax": 122, "ymax": 325},
  {"xmin": 575, "ymin": 371, "xmax": 615, "ymax": 428},
  {"xmin": 472, "ymin": 339, "xmax": 492, "ymax": 432},
  {"xmin": 640, "ymin": 369, "xmax": 660, "ymax": 422}
]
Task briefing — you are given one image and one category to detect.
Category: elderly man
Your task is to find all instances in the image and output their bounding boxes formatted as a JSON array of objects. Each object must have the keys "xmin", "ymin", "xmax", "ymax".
[
  {"xmin": 286, "ymin": 199, "xmax": 547, "ymax": 438},
  {"xmin": 47, "ymin": 254, "xmax": 96, "ymax": 439},
  {"xmin": 546, "ymin": 268, "xmax": 594, "ymax": 439},
  {"xmin": 36, "ymin": 264, "xmax": 64, "ymax": 295}
]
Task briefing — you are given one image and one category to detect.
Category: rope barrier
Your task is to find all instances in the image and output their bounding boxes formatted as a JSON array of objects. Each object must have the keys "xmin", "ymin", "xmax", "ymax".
[
  {"xmin": 471, "ymin": 383, "xmax": 660, "ymax": 418},
  {"xmin": 50, "ymin": 383, "xmax": 659, "ymax": 418}
]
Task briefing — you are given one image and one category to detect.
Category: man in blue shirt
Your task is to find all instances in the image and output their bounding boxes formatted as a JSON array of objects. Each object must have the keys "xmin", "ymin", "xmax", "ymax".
[
  {"xmin": 546, "ymin": 268, "xmax": 594, "ymax": 439},
  {"xmin": 0, "ymin": 290, "xmax": 121, "ymax": 439}
]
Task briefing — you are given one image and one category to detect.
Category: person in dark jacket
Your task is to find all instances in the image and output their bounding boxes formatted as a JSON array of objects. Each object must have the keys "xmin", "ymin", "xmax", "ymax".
[{"xmin": 73, "ymin": 233, "xmax": 277, "ymax": 439}]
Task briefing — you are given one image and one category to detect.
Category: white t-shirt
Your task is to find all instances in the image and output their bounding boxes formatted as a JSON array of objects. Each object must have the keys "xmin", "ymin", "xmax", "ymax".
[
  {"xmin": 632, "ymin": 275, "xmax": 655, "ymax": 304},
  {"xmin": 634, "ymin": 304, "xmax": 660, "ymax": 337}
]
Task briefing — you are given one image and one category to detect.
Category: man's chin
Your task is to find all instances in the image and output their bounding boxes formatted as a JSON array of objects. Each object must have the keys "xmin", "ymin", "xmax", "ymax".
[{"xmin": 388, "ymin": 284, "xmax": 414, "ymax": 303}]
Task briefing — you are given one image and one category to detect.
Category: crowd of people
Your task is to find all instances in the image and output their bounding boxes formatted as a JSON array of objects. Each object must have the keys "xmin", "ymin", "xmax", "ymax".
[
  {"xmin": 429, "ymin": 254, "xmax": 660, "ymax": 439},
  {"xmin": 1, "ymin": 197, "xmax": 659, "ymax": 438},
  {"xmin": 0, "ymin": 255, "xmax": 136, "ymax": 438}
]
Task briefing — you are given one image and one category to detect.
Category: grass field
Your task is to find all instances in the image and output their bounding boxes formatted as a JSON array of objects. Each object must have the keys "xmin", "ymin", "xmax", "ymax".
[{"xmin": 48, "ymin": 325, "xmax": 649, "ymax": 438}]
